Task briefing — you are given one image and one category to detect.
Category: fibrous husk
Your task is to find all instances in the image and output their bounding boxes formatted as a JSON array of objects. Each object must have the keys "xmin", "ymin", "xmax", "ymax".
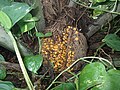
[
  {"xmin": 41, "ymin": 13, "xmax": 88, "ymax": 72},
  {"xmin": 42, "ymin": 0, "xmax": 69, "ymax": 25}
]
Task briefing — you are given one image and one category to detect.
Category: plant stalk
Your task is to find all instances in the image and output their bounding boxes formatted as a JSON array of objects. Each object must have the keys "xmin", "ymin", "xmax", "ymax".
[
  {"xmin": 8, "ymin": 31, "xmax": 34, "ymax": 90},
  {"xmin": 35, "ymin": 26, "xmax": 42, "ymax": 54},
  {"xmin": 46, "ymin": 56, "xmax": 114, "ymax": 90},
  {"xmin": 72, "ymin": 0, "xmax": 120, "ymax": 15}
]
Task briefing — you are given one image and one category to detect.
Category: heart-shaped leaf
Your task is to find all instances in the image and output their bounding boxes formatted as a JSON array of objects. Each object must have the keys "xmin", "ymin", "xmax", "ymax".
[
  {"xmin": 107, "ymin": 69, "xmax": 120, "ymax": 88},
  {"xmin": 51, "ymin": 83, "xmax": 76, "ymax": 90},
  {"xmin": 0, "ymin": 54, "xmax": 5, "ymax": 61},
  {"xmin": 36, "ymin": 32, "xmax": 45, "ymax": 38},
  {"xmin": 91, "ymin": 69, "xmax": 120, "ymax": 90},
  {"xmin": 44, "ymin": 32, "xmax": 52, "ymax": 37},
  {"xmin": 0, "ymin": 0, "xmax": 11, "ymax": 10},
  {"xmin": 102, "ymin": 34, "xmax": 120, "ymax": 51},
  {"xmin": 18, "ymin": 13, "xmax": 35, "ymax": 33},
  {"xmin": 0, "ymin": 11, "xmax": 12, "ymax": 30},
  {"xmin": 0, "ymin": 81, "xmax": 15, "ymax": 90},
  {"xmin": 24, "ymin": 54, "xmax": 43, "ymax": 74},
  {"xmin": 79, "ymin": 62, "xmax": 106, "ymax": 90},
  {"xmin": 0, "ymin": 65, "xmax": 6, "ymax": 80},
  {"xmin": 78, "ymin": 62, "xmax": 120, "ymax": 90},
  {"xmin": 89, "ymin": 0, "xmax": 106, "ymax": 3},
  {"xmin": 36, "ymin": 32, "xmax": 52, "ymax": 38},
  {"xmin": 92, "ymin": 5, "xmax": 108, "ymax": 18},
  {"xmin": 1, "ymin": 2, "xmax": 32, "ymax": 27}
]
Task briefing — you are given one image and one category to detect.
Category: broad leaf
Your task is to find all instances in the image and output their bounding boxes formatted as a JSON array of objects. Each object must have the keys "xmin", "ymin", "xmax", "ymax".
[
  {"xmin": 0, "ymin": 81, "xmax": 15, "ymax": 90},
  {"xmin": 89, "ymin": 0, "xmax": 106, "ymax": 3},
  {"xmin": 109, "ymin": 0, "xmax": 120, "ymax": 2},
  {"xmin": 44, "ymin": 32, "xmax": 52, "ymax": 37},
  {"xmin": 91, "ymin": 69, "xmax": 120, "ymax": 90},
  {"xmin": 92, "ymin": 5, "xmax": 108, "ymax": 19},
  {"xmin": 0, "ymin": 11, "xmax": 12, "ymax": 30},
  {"xmin": 36, "ymin": 32, "xmax": 52, "ymax": 38},
  {"xmin": 18, "ymin": 13, "xmax": 35, "ymax": 33},
  {"xmin": 79, "ymin": 62, "xmax": 106, "ymax": 90},
  {"xmin": 102, "ymin": 34, "xmax": 120, "ymax": 51},
  {"xmin": 24, "ymin": 54, "xmax": 43, "ymax": 74},
  {"xmin": 51, "ymin": 83, "xmax": 76, "ymax": 90},
  {"xmin": 36, "ymin": 32, "xmax": 45, "ymax": 38},
  {"xmin": 0, "ymin": 54, "xmax": 5, "ymax": 61},
  {"xmin": 1, "ymin": 2, "xmax": 32, "ymax": 27},
  {"xmin": 0, "ymin": 65, "xmax": 6, "ymax": 80},
  {"xmin": 107, "ymin": 69, "xmax": 120, "ymax": 88},
  {"xmin": 78, "ymin": 62, "xmax": 120, "ymax": 90},
  {"xmin": 0, "ymin": 0, "xmax": 11, "ymax": 10}
]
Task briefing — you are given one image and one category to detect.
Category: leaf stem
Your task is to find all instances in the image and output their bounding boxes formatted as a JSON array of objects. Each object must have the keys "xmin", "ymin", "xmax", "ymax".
[
  {"xmin": 72, "ymin": 0, "xmax": 120, "ymax": 15},
  {"xmin": 91, "ymin": 43, "xmax": 105, "ymax": 62},
  {"xmin": 46, "ymin": 58, "xmax": 82, "ymax": 90},
  {"xmin": 114, "ymin": 28, "xmax": 120, "ymax": 34},
  {"xmin": 8, "ymin": 31, "xmax": 34, "ymax": 90},
  {"xmin": 35, "ymin": 26, "xmax": 42, "ymax": 54},
  {"xmin": 46, "ymin": 56, "xmax": 114, "ymax": 90}
]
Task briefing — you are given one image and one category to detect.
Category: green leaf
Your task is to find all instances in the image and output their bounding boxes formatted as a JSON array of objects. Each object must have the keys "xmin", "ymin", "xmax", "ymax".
[
  {"xmin": 18, "ymin": 13, "xmax": 35, "ymax": 33},
  {"xmin": 91, "ymin": 69, "xmax": 120, "ymax": 90},
  {"xmin": 0, "ymin": 54, "xmax": 5, "ymax": 61},
  {"xmin": 92, "ymin": 5, "xmax": 108, "ymax": 19},
  {"xmin": 51, "ymin": 83, "xmax": 76, "ymax": 90},
  {"xmin": 44, "ymin": 32, "xmax": 52, "ymax": 37},
  {"xmin": 0, "ymin": 81, "xmax": 15, "ymax": 90},
  {"xmin": 0, "ymin": 11, "xmax": 12, "ymax": 30},
  {"xmin": 36, "ymin": 32, "xmax": 45, "ymax": 38},
  {"xmin": 24, "ymin": 54, "xmax": 43, "ymax": 74},
  {"xmin": 110, "ymin": 0, "xmax": 120, "ymax": 1},
  {"xmin": 78, "ymin": 62, "xmax": 120, "ymax": 90},
  {"xmin": 89, "ymin": 0, "xmax": 106, "ymax": 3},
  {"xmin": 36, "ymin": 32, "xmax": 52, "ymax": 38},
  {"xmin": 0, "ymin": 0, "xmax": 11, "ymax": 10},
  {"xmin": 102, "ymin": 34, "xmax": 120, "ymax": 51},
  {"xmin": 0, "ymin": 65, "xmax": 6, "ymax": 80},
  {"xmin": 1, "ymin": 2, "xmax": 32, "ymax": 27},
  {"xmin": 31, "ymin": 17, "xmax": 39, "ymax": 22},
  {"xmin": 107, "ymin": 69, "xmax": 120, "ymax": 88},
  {"xmin": 79, "ymin": 62, "xmax": 107, "ymax": 90},
  {"xmin": 93, "ymin": 9, "xmax": 103, "ymax": 16}
]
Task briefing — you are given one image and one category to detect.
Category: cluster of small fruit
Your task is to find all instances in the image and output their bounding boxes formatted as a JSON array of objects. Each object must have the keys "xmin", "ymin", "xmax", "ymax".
[{"xmin": 42, "ymin": 26, "xmax": 79, "ymax": 72}]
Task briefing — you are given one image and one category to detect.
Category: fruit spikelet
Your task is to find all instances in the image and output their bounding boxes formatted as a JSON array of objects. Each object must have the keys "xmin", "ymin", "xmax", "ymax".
[{"xmin": 42, "ymin": 26, "xmax": 79, "ymax": 72}]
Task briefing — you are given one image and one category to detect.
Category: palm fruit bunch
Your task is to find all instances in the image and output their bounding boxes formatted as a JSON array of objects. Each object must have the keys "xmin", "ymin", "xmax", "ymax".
[{"xmin": 41, "ymin": 26, "xmax": 87, "ymax": 72}]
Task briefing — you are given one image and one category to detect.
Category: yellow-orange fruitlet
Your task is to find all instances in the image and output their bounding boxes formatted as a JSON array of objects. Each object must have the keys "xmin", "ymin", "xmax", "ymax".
[{"xmin": 42, "ymin": 26, "xmax": 80, "ymax": 72}]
